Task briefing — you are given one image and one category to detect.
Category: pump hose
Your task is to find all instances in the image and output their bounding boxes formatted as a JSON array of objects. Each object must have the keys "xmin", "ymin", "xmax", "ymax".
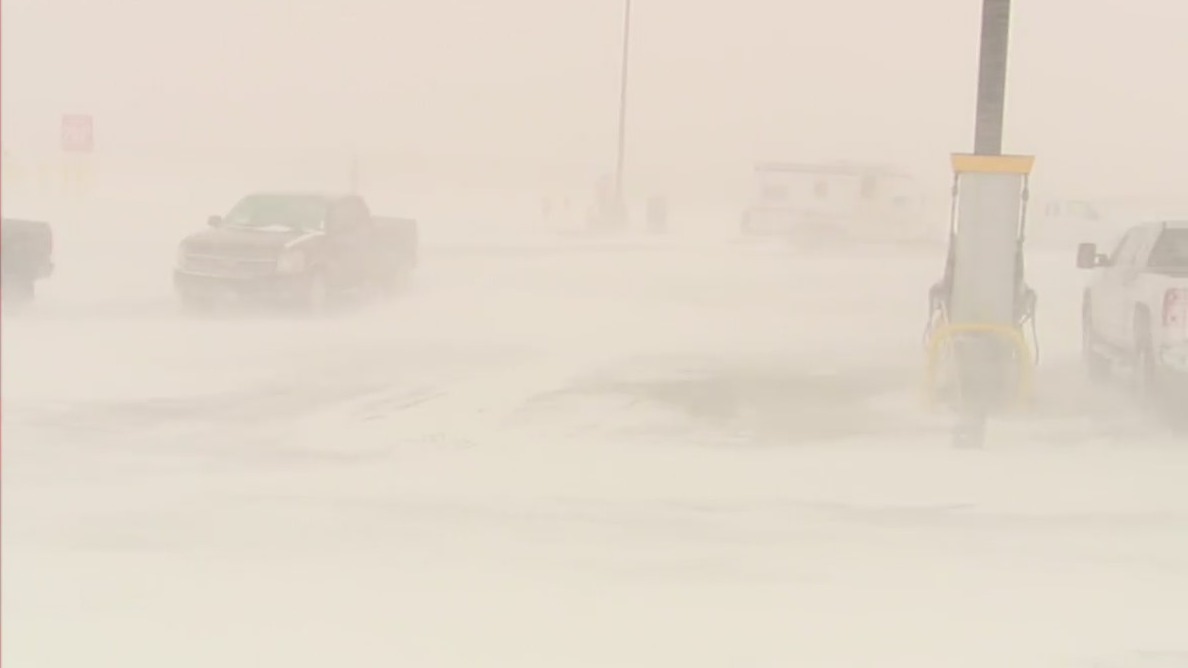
[
  {"xmin": 1021, "ymin": 293, "xmax": 1040, "ymax": 361},
  {"xmin": 1016, "ymin": 179, "xmax": 1039, "ymax": 366},
  {"xmin": 1017, "ymin": 288, "xmax": 1040, "ymax": 365},
  {"xmin": 923, "ymin": 287, "xmax": 946, "ymax": 348},
  {"xmin": 1030, "ymin": 313, "xmax": 1040, "ymax": 365}
]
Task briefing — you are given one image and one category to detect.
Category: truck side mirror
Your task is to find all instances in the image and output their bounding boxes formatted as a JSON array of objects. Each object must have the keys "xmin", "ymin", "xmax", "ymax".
[
  {"xmin": 1076, "ymin": 242, "xmax": 1104, "ymax": 269},
  {"xmin": 207, "ymin": 215, "xmax": 222, "ymax": 227}
]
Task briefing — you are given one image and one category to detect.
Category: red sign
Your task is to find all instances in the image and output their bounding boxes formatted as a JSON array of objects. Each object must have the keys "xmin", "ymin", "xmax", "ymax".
[{"xmin": 60, "ymin": 114, "xmax": 93, "ymax": 152}]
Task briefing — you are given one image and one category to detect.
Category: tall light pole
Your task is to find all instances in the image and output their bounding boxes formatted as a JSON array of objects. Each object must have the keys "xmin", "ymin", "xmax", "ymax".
[
  {"xmin": 348, "ymin": 150, "xmax": 360, "ymax": 193},
  {"xmin": 614, "ymin": 0, "xmax": 632, "ymax": 203}
]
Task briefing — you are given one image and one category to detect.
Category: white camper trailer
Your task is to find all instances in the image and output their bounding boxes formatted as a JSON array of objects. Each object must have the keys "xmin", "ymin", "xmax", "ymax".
[{"xmin": 739, "ymin": 161, "xmax": 933, "ymax": 243}]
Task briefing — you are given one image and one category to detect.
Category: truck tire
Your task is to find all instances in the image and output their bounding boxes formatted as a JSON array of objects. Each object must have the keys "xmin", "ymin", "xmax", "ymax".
[
  {"xmin": 1132, "ymin": 312, "xmax": 1162, "ymax": 405},
  {"xmin": 1134, "ymin": 311, "xmax": 1184, "ymax": 425},
  {"xmin": 299, "ymin": 272, "xmax": 330, "ymax": 316},
  {"xmin": 1082, "ymin": 300, "xmax": 1111, "ymax": 382},
  {"xmin": 377, "ymin": 267, "xmax": 411, "ymax": 300},
  {"xmin": 2, "ymin": 275, "xmax": 36, "ymax": 307}
]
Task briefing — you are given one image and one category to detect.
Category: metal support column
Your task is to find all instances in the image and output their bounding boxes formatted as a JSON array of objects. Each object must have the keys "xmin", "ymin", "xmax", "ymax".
[
  {"xmin": 974, "ymin": 0, "xmax": 1012, "ymax": 155},
  {"xmin": 348, "ymin": 152, "xmax": 360, "ymax": 194}
]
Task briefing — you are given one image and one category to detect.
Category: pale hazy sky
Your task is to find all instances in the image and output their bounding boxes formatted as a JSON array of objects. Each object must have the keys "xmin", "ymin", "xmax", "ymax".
[{"xmin": 3, "ymin": 0, "xmax": 1186, "ymax": 196}]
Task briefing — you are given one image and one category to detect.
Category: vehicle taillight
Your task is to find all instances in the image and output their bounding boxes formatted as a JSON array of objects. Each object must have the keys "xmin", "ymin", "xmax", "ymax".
[{"xmin": 1162, "ymin": 288, "xmax": 1188, "ymax": 336}]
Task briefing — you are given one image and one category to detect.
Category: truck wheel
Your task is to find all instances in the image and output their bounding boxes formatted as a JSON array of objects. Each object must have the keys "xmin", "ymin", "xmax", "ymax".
[
  {"xmin": 2, "ymin": 276, "xmax": 36, "ymax": 307},
  {"xmin": 1082, "ymin": 302, "xmax": 1111, "ymax": 382},
  {"xmin": 1132, "ymin": 315, "xmax": 1162, "ymax": 405},
  {"xmin": 378, "ymin": 269, "xmax": 411, "ymax": 300},
  {"xmin": 301, "ymin": 273, "xmax": 330, "ymax": 315}
]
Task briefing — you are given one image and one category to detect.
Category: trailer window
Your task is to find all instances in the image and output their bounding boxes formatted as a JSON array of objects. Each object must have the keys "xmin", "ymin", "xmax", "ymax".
[
  {"xmin": 760, "ymin": 185, "xmax": 788, "ymax": 203},
  {"xmin": 860, "ymin": 175, "xmax": 878, "ymax": 200}
]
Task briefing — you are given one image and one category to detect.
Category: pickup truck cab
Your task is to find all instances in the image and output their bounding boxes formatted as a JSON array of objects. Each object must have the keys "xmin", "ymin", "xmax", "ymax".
[
  {"xmin": 174, "ymin": 192, "xmax": 418, "ymax": 313},
  {"xmin": 1, "ymin": 217, "xmax": 54, "ymax": 305},
  {"xmin": 1078, "ymin": 220, "xmax": 1188, "ymax": 402}
]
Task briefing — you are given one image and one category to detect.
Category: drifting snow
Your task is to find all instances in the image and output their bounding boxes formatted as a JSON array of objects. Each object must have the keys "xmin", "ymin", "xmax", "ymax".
[{"xmin": 4, "ymin": 207, "xmax": 1187, "ymax": 667}]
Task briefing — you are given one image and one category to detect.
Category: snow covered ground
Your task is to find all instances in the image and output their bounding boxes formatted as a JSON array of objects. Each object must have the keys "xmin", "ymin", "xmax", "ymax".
[{"xmin": 4, "ymin": 205, "xmax": 1188, "ymax": 667}]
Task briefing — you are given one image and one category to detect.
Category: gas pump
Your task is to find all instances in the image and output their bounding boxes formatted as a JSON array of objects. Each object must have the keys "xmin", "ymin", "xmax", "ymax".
[
  {"xmin": 920, "ymin": 0, "xmax": 1036, "ymax": 447},
  {"xmin": 923, "ymin": 153, "xmax": 1039, "ymax": 447}
]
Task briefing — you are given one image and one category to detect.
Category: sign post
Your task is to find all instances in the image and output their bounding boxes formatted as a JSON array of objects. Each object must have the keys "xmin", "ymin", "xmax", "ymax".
[{"xmin": 59, "ymin": 114, "xmax": 94, "ymax": 197}]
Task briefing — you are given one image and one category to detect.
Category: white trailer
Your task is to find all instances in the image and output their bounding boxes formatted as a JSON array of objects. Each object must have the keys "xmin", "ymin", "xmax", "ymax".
[{"xmin": 738, "ymin": 161, "xmax": 934, "ymax": 243}]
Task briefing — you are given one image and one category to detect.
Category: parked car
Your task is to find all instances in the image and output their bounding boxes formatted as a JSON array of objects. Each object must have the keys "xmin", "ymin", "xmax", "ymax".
[
  {"xmin": 1077, "ymin": 220, "xmax": 1188, "ymax": 405},
  {"xmin": 173, "ymin": 192, "xmax": 418, "ymax": 313},
  {"xmin": 1, "ymin": 217, "xmax": 54, "ymax": 304}
]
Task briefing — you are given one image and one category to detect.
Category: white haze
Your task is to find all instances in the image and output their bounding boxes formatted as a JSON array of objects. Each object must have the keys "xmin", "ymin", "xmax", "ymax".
[
  {"xmin": 4, "ymin": 0, "xmax": 1188, "ymax": 196},
  {"xmin": 3, "ymin": 1, "xmax": 1188, "ymax": 668}
]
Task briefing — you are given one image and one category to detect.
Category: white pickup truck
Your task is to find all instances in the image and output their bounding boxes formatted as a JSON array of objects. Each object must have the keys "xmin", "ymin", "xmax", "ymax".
[{"xmin": 1078, "ymin": 220, "xmax": 1188, "ymax": 402}]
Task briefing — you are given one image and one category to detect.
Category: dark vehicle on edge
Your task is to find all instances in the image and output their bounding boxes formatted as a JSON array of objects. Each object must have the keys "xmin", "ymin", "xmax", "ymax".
[
  {"xmin": 174, "ymin": 192, "xmax": 418, "ymax": 313},
  {"xmin": 1, "ymin": 217, "xmax": 54, "ymax": 305}
]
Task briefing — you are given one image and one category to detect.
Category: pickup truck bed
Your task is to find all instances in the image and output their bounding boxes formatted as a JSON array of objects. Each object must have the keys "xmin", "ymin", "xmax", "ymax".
[{"xmin": 373, "ymin": 216, "xmax": 419, "ymax": 269}]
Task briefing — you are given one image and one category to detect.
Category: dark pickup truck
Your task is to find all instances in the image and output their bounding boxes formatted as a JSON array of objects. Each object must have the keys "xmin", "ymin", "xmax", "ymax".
[
  {"xmin": 174, "ymin": 192, "xmax": 418, "ymax": 313},
  {"xmin": 1, "ymin": 218, "xmax": 54, "ymax": 304}
]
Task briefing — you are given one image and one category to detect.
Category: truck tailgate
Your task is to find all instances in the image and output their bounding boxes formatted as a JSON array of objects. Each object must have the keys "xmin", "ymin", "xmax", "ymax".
[
  {"xmin": 1162, "ymin": 286, "xmax": 1188, "ymax": 372},
  {"xmin": 372, "ymin": 216, "xmax": 418, "ymax": 265}
]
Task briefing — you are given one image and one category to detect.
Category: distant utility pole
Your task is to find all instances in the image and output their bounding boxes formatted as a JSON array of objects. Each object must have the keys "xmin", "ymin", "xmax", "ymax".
[
  {"xmin": 614, "ymin": 0, "xmax": 633, "ymax": 202},
  {"xmin": 348, "ymin": 151, "xmax": 360, "ymax": 193},
  {"xmin": 973, "ymin": 0, "xmax": 1011, "ymax": 155}
]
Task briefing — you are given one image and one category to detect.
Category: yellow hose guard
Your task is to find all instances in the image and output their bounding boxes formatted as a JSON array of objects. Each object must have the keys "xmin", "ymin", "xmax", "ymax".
[{"xmin": 924, "ymin": 322, "xmax": 1035, "ymax": 410}]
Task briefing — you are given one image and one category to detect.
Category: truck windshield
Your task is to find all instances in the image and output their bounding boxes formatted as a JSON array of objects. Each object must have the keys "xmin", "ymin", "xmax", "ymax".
[
  {"xmin": 1149, "ymin": 228, "xmax": 1188, "ymax": 268},
  {"xmin": 223, "ymin": 194, "xmax": 328, "ymax": 232}
]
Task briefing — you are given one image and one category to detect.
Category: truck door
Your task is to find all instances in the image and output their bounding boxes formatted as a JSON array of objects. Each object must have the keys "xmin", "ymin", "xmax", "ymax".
[
  {"xmin": 1115, "ymin": 228, "xmax": 1159, "ymax": 347},
  {"xmin": 1097, "ymin": 228, "xmax": 1149, "ymax": 346},
  {"xmin": 343, "ymin": 196, "xmax": 389, "ymax": 285},
  {"xmin": 324, "ymin": 198, "xmax": 372, "ymax": 291}
]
